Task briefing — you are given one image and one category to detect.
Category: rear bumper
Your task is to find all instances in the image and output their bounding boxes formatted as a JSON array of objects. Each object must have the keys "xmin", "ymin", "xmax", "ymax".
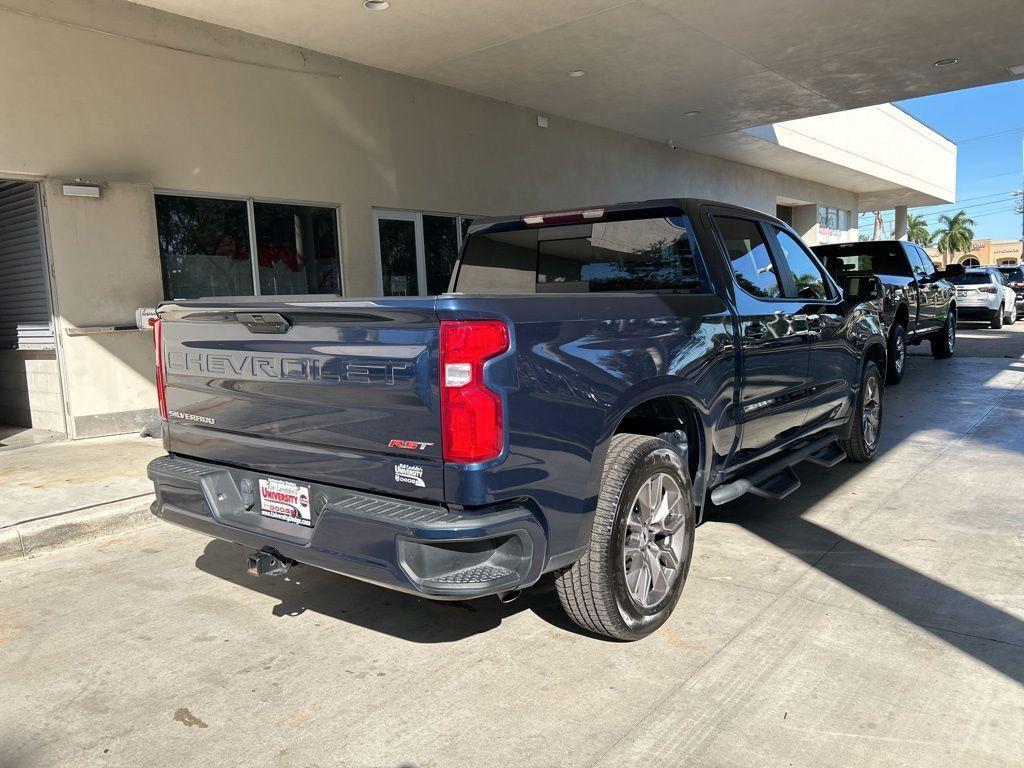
[
  {"xmin": 147, "ymin": 455, "xmax": 548, "ymax": 599},
  {"xmin": 956, "ymin": 304, "xmax": 999, "ymax": 318}
]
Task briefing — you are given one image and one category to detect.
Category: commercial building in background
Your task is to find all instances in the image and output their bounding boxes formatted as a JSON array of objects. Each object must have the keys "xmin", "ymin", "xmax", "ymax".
[
  {"xmin": 4, "ymin": 0, "xmax": 1021, "ymax": 440},
  {"xmin": 924, "ymin": 239, "xmax": 1024, "ymax": 267}
]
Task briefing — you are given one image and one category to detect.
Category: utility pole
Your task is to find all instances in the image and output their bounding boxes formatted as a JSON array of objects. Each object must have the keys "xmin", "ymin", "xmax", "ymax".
[{"xmin": 1016, "ymin": 137, "xmax": 1024, "ymax": 263}]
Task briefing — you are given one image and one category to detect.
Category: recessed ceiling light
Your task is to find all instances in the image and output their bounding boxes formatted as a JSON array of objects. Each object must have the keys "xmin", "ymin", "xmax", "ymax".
[
  {"xmin": 683, "ymin": 110, "xmax": 702, "ymax": 117},
  {"xmin": 568, "ymin": 70, "xmax": 586, "ymax": 78},
  {"xmin": 934, "ymin": 57, "xmax": 958, "ymax": 67},
  {"xmin": 1008, "ymin": 64, "xmax": 1024, "ymax": 76},
  {"xmin": 363, "ymin": 0, "xmax": 390, "ymax": 9}
]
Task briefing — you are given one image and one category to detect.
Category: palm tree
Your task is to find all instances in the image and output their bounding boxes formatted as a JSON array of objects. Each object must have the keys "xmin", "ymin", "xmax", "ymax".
[
  {"xmin": 931, "ymin": 210, "xmax": 976, "ymax": 262},
  {"xmin": 907, "ymin": 213, "xmax": 932, "ymax": 246}
]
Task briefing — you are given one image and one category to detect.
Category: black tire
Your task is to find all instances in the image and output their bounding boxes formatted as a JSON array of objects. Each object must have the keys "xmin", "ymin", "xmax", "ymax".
[
  {"xmin": 930, "ymin": 310, "xmax": 956, "ymax": 359},
  {"xmin": 991, "ymin": 304, "xmax": 1004, "ymax": 329},
  {"xmin": 555, "ymin": 433, "xmax": 695, "ymax": 641},
  {"xmin": 842, "ymin": 361, "xmax": 883, "ymax": 463},
  {"xmin": 885, "ymin": 323, "xmax": 907, "ymax": 384}
]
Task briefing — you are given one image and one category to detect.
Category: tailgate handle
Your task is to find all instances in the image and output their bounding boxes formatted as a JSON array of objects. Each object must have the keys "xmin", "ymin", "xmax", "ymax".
[{"xmin": 236, "ymin": 312, "xmax": 291, "ymax": 334}]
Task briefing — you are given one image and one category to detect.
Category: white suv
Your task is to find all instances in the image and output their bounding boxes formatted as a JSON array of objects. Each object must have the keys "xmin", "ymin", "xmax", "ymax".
[{"xmin": 951, "ymin": 268, "xmax": 1017, "ymax": 328}]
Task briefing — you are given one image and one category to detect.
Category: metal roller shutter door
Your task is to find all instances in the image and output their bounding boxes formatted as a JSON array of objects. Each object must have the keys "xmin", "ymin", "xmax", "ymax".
[{"xmin": 0, "ymin": 181, "xmax": 54, "ymax": 349}]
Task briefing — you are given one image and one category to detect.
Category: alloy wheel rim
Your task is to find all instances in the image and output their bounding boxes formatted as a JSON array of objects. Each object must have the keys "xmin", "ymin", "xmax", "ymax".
[
  {"xmin": 948, "ymin": 315, "xmax": 956, "ymax": 352},
  {"xmin": 894, "ymin": 335, "xmax": 905, "ymax": 373},
  {"xmin": 622, "ymin": 472, "xmax": 687, "ymax": 609},
  {"xmin": 862, "ymin": 375, "xmax": 881, "ymax": 450}
]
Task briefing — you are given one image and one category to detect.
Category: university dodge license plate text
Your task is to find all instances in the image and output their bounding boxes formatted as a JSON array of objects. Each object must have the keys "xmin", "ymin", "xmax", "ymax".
[{"xmin": 258, "ymin": 477, "xmax": 312, "ymax": 526}]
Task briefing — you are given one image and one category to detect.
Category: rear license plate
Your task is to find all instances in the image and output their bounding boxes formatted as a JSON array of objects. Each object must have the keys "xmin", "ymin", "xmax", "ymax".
[
  {"xmin": 258, "ymin": 477, "xmax": 312, "ymax": 527},
  {"xmin": 957, "ymin": 290, "xmax": 967, "ymax": 297}
]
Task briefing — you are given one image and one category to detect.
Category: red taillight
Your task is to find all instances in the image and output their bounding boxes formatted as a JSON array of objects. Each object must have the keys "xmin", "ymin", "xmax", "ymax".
[
  {"xmin": 439, "ymin": 320, "xmax": 510, "ymax": 463},
  {"xmin": 153, "ymin": 319, "xmax": 168, "ymax": 421}
]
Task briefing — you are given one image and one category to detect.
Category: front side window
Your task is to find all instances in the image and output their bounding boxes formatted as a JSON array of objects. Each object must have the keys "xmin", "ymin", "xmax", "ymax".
[
  {"xmin": 910, "ymin": 247, "xmax": 935, "ymax": 277},
  {"xmin": 715, "ymin": 217, "xmax": 782, "ymax": 299},
  {"xmin": 771, "ymin": 227, "xmax": 830, "ymax": 300},
  {"xmin": 156, "ymin": 194, "xmax": 341, "ymax": 300}
]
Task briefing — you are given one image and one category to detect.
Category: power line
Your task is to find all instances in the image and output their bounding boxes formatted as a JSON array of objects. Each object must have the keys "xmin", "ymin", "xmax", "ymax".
[
  {"xmin": 858, "ymin": 197, "xmax": 1020, "ymax": 228},
  {"xmin": 858, "ymin": 191, "xmax": 1022, "ymax": 228},
  {"xmin": 955, "ymin": 125, "xmax": 1024, "ymax": 144}
]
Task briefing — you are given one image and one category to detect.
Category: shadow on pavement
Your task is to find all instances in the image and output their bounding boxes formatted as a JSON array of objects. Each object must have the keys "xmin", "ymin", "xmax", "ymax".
[
  {"xmin": 708, "ymin": 458, "xmax": 1024, "ymax": 684},
  {"xmin": 195, "ymin": 539, "xmax": 535, "ymax": 643}
]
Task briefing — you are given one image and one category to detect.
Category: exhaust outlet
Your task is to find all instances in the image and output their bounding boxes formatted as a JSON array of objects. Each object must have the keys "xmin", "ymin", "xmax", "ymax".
[{"xmin": 496, "ymin": 589, "xmax": 521, "ymax": 604}]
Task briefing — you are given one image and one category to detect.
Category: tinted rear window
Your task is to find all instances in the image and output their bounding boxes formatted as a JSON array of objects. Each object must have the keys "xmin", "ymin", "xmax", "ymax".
[
  {"xmin": 813, "ymin": 243, "xmax": 912, "ymax": 278},
  {"xmin": 998, "ymin": 267, "xmax": 1024, "ymax": 281},
  {"xmin": 951, "ymin": 272, "xmax": 994, "ymax": 285},
  {"xmin": 455, "ymin": 216, "xmax": 707, "ymax": 294}
]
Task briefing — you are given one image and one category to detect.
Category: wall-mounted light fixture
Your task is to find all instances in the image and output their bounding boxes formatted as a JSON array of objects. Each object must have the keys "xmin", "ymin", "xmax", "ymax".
[{"xmin": 62, "ymin": 182, "xmax": 102, "ymax": 198}]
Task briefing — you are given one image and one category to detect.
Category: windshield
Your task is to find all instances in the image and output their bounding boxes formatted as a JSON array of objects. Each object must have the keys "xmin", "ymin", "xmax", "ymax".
[{"xmin": 455, "ymin": 215, "xmax": 709, "ymax": 294}]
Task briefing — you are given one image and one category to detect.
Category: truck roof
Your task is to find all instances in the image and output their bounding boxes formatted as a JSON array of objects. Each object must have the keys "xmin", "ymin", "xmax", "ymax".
[{"xmin": 466, "ymin": 198, "xmax": 784, "ymax": 236}]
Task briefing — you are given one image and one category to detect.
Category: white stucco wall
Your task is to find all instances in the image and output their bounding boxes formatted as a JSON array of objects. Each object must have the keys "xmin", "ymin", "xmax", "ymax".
[{"xmin": 0, "ymin": 1, "xmax": 862, "ymax": 434}]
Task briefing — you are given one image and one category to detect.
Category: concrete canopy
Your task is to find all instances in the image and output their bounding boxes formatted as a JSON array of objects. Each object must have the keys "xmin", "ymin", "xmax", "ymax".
[{"xmin": 124, "ymin": 0, "xmax": 1024, "ymax": 145}]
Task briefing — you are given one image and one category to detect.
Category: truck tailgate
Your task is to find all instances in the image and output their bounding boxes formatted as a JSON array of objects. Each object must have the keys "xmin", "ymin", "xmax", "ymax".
[{"xmin": 158, "ymin": 297, "xmax": 444, "ymax": 501}]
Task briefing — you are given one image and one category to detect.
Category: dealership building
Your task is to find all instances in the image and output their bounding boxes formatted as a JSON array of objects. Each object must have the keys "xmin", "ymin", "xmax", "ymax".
[{"xmin": 1, "ymin": 0, "xmax": 1020, "ymax": 440}]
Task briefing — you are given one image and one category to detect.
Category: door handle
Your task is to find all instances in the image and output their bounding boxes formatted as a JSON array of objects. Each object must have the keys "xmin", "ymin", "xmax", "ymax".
[
  {"xmin": 744, "ymin": 322, "xmax": 767, "ymax": 340},
  {"xmin": 793, "ymin": 313, "xmax": 822, "ymax": 330}
]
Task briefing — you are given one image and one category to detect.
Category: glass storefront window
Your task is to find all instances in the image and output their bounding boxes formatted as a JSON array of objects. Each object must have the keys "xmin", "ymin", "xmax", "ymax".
[
  {"xmin": 156, "ymin": 195, "xmax": 254, "ymax": 299},
  {"xmin": 254, "ymin": 202, "xmax": 340, "ymax": 295},
  {"xmin": 155, "ymin": 194, "xmax": 341, "ymax": 300}
]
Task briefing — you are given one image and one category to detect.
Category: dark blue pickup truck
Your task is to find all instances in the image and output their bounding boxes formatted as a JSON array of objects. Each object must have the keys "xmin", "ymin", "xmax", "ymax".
[{"xmin": 148, "ymin": 199, "xmax": 887, "ymax": 640}]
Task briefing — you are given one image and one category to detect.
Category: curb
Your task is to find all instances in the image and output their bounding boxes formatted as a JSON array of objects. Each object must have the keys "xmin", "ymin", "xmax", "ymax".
[{"xmin": 0, "ymin": 496, "xmax": 158, "ymax": 563}]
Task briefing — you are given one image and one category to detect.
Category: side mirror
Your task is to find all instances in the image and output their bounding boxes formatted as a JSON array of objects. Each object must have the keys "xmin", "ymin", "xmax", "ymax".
[
  {"xmin": 842, "ymin": 273, "xmax": 883, "ymax": 303},
  {"xmin": 943, "ymin": 263, "xmax": 965, "ymax": 278}
]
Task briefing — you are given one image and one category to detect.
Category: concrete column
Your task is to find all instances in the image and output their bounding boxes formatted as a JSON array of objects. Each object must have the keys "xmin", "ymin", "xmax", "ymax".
[{"xmin": 894, "ymin": 205, "xmax": 909, "ymax": 241}]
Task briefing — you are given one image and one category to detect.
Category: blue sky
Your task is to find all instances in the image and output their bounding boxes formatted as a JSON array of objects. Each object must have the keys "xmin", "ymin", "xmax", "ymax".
[{"xmin": 859, "ymin": 78, "xmax": 1024, "ymax": 241}]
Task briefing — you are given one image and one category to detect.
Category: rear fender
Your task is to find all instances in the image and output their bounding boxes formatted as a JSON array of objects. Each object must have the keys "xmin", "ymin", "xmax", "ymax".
[{"xmin": 578, "ymin": 379, "xmax": 716, "ymax": 540}]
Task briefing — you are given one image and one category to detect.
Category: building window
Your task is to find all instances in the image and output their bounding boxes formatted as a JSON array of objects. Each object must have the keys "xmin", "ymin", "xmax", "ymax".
[
  {"xmin": 817, "ymin": 206, "xmax": 850, "ymax": 244},
  {"xmin": 374, "ymin": 209, "xmax": 474, "ymax": 296},
  {"xmin": 155, "ymin": 193, "xmax": 341, "ymax": 300}
]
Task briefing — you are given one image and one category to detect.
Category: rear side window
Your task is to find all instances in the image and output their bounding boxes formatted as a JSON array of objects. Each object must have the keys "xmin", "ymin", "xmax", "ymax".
[
  {"xmin": 769, "ymin": 226, "xmax": 831, "ymax": 300},
  {"xmin": 999, "ymin": 267, "xmax": 1024, "ymax": 281},
  {"xmin": 814, "ymin": 243, "xmax": 913, "ymax": 278},
  {"xmin": 714, "ymin": 217, "xmax": 782, "ymax": 299},
  {"xmin": 455, "ymin": 216, "xmax": 707, "ymax": 294}
]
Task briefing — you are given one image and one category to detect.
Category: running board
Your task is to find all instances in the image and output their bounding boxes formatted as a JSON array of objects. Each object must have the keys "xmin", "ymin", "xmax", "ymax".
[{"xmin": 710, "ymin": 435, "xmax": 845, "ymax": 506}]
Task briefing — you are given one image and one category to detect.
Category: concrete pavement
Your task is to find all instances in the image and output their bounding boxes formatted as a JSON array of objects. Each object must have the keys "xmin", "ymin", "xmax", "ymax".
[
  {"xmin": 1, "ymin": 328, "xmax": 1022, "ymax": 767},
  {"xmin": 0, "ymin": 433, "xmax": 164, "ymax": 560}
]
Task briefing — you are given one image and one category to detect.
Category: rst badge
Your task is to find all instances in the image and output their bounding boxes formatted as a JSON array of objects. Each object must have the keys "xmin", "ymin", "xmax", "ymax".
[{"xmin": 388, "ymin": 439, "xmax": 434, "ymax": 451}]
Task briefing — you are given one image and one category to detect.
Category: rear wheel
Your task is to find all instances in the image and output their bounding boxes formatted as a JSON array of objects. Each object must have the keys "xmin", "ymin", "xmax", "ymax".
[
  {"xmin": 885, "ymin": 323, "xmax": 906, "ymax": 384},
  {"xmin": 991, "ymin": 304, "xmax": 1004, "ymax": 329},
  {"xmin": 842, "ymin": 361, "xmax": 883, "ymax": 463},
  {"xmin": 1007, "ymin": 303, "xmax": 1017, "ymax": 325},
  {"xmin": 555, "ymin": 433, "xmax": 695, "ymax": 641},
  {"xmin": 930, "ymin": 310, "xmax": 956, "ymax": 359}
]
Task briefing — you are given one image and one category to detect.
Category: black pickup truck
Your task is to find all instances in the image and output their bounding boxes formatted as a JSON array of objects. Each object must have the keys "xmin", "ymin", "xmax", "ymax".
[
  {"xmin": 814, "ymin": 240, "xmax": 959, "ymax": 384},
  {"xmin": 149, "ymin": 199, "xmax": 888, "ymax": 640}
]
